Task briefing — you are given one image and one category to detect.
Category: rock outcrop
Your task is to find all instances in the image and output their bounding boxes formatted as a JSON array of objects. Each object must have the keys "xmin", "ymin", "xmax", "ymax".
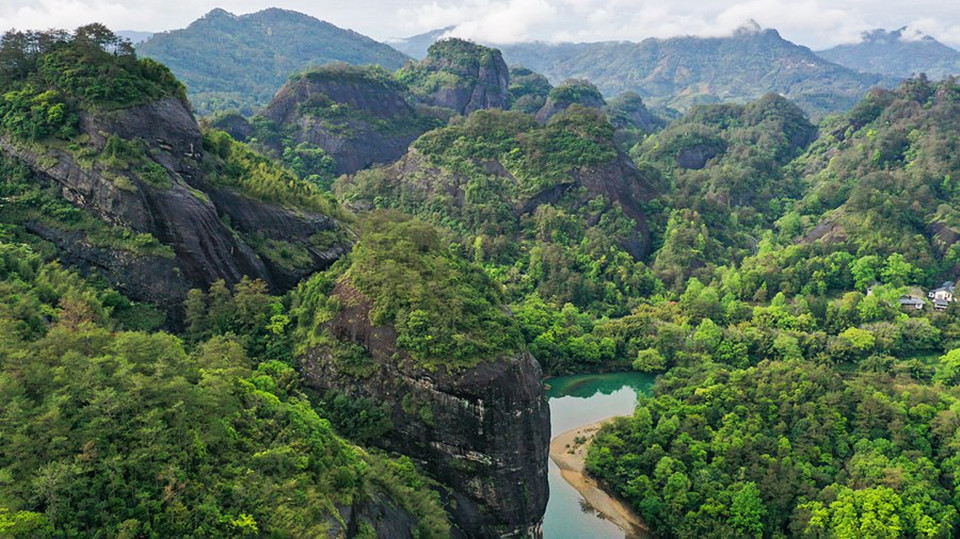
[
  {"xmin": 404, "ymin": 38, "xmax": 511, "ymax": 116},
  {"xmin": 301, "ymin": 282, "xmax": 550, "ymax": 537},
  {"xmin": 536, "ymin": 79, "xmax": 606, "ymax": 123},
  {"xmin": 2, "ymin": 96, "xmax": 348, "ymax": 315},
  {"xmin": 260, "ymin": 65, "xmax": 439, "ymax": 176}
]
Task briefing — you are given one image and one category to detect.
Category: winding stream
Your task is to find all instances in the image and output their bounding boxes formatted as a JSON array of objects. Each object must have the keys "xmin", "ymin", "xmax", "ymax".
[{"xmin": 542, "ymin": 372, "xmax": 655, "ymax": 538}]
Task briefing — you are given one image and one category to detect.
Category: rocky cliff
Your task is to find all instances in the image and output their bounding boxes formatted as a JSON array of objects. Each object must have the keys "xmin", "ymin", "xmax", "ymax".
[
  {"xmin": 301, "ymin": 281, "xmax": 550, "ymax": 537},
  {"xmin": 400, "ymin": 38, "xmax": 511, "ymax": 116},
  {"xmin": 338, "ymin": 107, "xmax": 657, "ymax": 260},
  {"xmin": 536, "ymin": 79, "xmax": 606, "ymax": 123},
  {"xmin": 259, "ymin": 65, "xmax": 441, "ymax": 177},
  {"xmin": 1, "ymin": 96, "xmax": 349, "ymax": 315}
]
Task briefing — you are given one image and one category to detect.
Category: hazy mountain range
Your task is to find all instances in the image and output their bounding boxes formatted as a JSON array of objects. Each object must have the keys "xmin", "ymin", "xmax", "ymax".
[
  {"xmin": 132, "ymin": 8, "xmax": 960, "ymax": 119},
  {"xmin": 818, "ymin": 27, "xmax": 960, "ymax": 80}
]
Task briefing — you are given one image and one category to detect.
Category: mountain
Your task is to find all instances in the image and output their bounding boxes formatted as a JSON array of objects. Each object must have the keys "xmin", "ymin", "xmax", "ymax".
[
  {"xmin": 397, "ymin": 38, "xmax": 511, "ymax": 115},
  {"xmin": 387, "ymin": 26, "xmax": 454, "ymax": 59},
  {"xmin": 136, "ymin": 8, "xmax": 410, "ymax": 115},
  {"xmin": 0, "ymin": 26, "xmax": 551, "ymax": 537},
  {"xmin": 496, "ymin": 23, "xmax": 894, "ymax": 118},
  {"xmin": 0, "ymin": 26, "xmax": 352, "ymax": 315},
  {"xmin": 818, "ymin": 27, "xmax": 960, "ymax": 80},
  {"xmin": 0, "ymin": 26, "xmax": 453, "ymax": 538}
]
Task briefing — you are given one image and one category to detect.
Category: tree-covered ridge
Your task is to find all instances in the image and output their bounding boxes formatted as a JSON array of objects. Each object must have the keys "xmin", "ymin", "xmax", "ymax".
[
  {"xmin": 792, "ymin": 78, "xmax": 960, "ymax": 269},
  {"xmin": 498, "ymin": 25, "xmax": 893, "ymax": 119},
  {"xmin": 817, "ymin": 28, "xmax": 960, "ymax": 80},
  {"xmin": 639, "ymin": 93, "xmax": 817, "ymax": 287},
  {"xmin": 336, "ymin": 106, "xmax": 661, "ymax": 324},
  {"xmin": 294, "ymin": 215, "xmax": 524, "ymax": 369},
  {"xmin": 136, "ymin": 8, "xmax": 410, "ymax": 116},
  {"xmin": 0, "ymin": 238, "xmax": 448, "ymax": 537},
  {"xmin": 0, "ymin": 25, "xmax": 185, "ymax": 141},
  {"xmin": 589, "ymin": 359, "xmax": 960, "ymax": 537},
  {"xmin": 398, "ymin": 38, "xmax": 503, "ymax": 95}
]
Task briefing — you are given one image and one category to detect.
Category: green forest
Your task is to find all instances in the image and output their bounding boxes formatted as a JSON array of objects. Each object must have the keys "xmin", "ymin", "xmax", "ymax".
[{"xmin": 5, "ymin": 18, "xmax": 960, "ymax": 538}]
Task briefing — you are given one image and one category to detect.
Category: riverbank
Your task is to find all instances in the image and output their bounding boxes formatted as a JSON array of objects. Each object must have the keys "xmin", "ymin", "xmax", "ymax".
[{"xmin": 549, "ymin": 418, "xmax": 650, "ymax": 538}]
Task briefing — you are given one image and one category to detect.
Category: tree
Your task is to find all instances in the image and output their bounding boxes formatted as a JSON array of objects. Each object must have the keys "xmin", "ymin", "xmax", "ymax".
[
  {"xmin": 880, "ymin": 253, "xmax": 917, "ymax": 287},
  {"xmin": 851, "ymin": 255, "xmax": 882, "ymax": 290},
  {"xmin": 634, "ymin": 348, "xmax": 666, "ymax": 372},
  {"xmin": 729, "ymin": 482, "xmax": 766, "ymax": 537}
]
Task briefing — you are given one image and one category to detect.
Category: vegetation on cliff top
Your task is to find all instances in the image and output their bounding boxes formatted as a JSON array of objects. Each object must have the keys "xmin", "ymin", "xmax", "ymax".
[
  {"xmin": 294, "ymin": 214, "xmax": 524, "ymax": 369},
  {"xmin": 0, "ymin": 25, "xmax": 185, "ymax": 141},
  {"xmin": 584, "ymin": 78, "xmax": 960, "ymax": 536}
]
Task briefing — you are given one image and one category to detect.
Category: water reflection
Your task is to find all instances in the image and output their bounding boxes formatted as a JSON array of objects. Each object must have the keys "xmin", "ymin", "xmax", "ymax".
[{"xmin": 542, "ymin": 372, "xmax": 654, "ymax": 539}]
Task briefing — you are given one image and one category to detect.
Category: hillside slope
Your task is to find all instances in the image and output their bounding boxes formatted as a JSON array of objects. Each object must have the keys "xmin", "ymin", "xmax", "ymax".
[{"xmin": 137, "ymin": 8, "xmax": 410, "ymax": 115}]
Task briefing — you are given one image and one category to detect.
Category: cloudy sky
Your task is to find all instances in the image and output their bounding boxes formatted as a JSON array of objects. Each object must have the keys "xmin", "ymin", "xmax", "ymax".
[{"xmin": 1, "ymin": 0, "xmax": 959, "ymax": 49}]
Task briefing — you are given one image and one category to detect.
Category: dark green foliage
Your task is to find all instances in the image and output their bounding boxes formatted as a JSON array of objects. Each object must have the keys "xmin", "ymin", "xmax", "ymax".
[
  {"xmin": 337, "ymin": 106, "xmax": 659, "ymax": 331},
  {"xmin": 509, "ymin": 66, "xmax": 552, "ymax": 114},
  {"xmin": 588, "ymin": 360, "xmax": 959, "ymax": 537},
  {"xmin": 640, "ymin": 94, "xmax": 817, "ymax": 287},
  {"xmin": 397, "ymin": 38, "xmax": 505, "ymax": 104},
  {"xmin": 546, "ymin": 79, "xmax": 605, "ymax": 107}
]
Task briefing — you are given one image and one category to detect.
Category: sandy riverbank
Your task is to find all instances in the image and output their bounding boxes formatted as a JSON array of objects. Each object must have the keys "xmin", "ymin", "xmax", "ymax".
[{"xmin": 550, "ymin": 418, "xmax": 651, "ymax": 538}]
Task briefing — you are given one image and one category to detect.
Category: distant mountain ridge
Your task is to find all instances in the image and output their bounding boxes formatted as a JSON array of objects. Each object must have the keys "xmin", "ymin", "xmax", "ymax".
[
  {"xmin": 817, "ymin": 28, "xmax": 960, "ymax": 80},
  {"xmin": 136, "ymin": 8, "xmax": 410, "ymax": 115},
  {"xmin": 387, "ymin": 26, "xmax": 454, "ymax": 59},
  {"xmin": 495, "ymin": 24, "xmax": 893, "ymax": 119}
]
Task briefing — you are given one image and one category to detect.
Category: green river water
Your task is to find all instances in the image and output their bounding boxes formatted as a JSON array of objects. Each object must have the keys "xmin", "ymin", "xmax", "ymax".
[{"xmin": 542, "ymin": 372, "xmax": 655, "ymax": 538}]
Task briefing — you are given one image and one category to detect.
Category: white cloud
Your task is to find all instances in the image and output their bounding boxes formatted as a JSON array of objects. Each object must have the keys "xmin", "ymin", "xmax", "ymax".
[{"xmin": 0, "ymin": 0, "xmax": 958, "ymax": 51}]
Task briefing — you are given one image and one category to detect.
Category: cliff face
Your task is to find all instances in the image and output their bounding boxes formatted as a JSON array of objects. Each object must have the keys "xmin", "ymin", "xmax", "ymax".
[
  {"xmin": 404, "ymin": 39, "xmax": 511, "ymax": 116},
  {"xmin": 261, "ymin": 68, "xmax": 437, "ymax": 176},
  {"xmin": 2, "ymin": 96, "xmax": 348, "ymax": 314},
  {"xmin": 344, "ymin": 145, "xmax": 656, "ymax": 260},
  {"xmin": 536, "ymin": 79, "xmax": 606, "ymax": 124},
  {"xmin": 301, "ymin": 282, "xmax": 550, "ymax": 537}
]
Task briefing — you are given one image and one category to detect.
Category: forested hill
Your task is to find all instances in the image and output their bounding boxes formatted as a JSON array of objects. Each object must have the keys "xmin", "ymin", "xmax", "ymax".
[
  {"xmin": 491, "ymin": 24, "xmax": 894, "ymax": 118},
  {"xmin": 136, "ymin": 8, "xmax": 410, "ymax": 115},
  {"xmin": 585, "ymin": 78, "xmax": 960, "ymax": 537},
  {"xmin": 818, "ymin": 28, "xmax": 960, "ymax": 80}
]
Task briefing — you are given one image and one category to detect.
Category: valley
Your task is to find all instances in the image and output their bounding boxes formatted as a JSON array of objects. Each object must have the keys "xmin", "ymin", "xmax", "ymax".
[{"xmin": 2, "ymin": 7, "xmax": 960, "ymax": 538}]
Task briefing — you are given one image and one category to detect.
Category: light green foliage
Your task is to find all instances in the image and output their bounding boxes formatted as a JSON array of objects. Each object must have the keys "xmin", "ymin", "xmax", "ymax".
[
  {"xmin": 295, "ymin": 215, "xmax": 523, "ymax": 368},
  {"xmin": 203, "ymin": 128, "xmax": 341, "ymax": 215},
  {"xmin": 0, "ymin": 238, "xmax": 448, "ymax": 536},
  {"xmin": 634, "ymin": 348, "xmax": 666, "ymax": 373},
  {"xmin": 588, "ymin": 360, "xmax": 960, "ymax": 537},
  {"xmin": 397, "ymin": 38, "xmax": 505, "ymax": 102}
]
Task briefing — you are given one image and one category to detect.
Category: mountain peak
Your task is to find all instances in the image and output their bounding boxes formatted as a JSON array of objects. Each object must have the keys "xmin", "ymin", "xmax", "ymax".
[
  {"xmin": 734, "ymin": 19, "xmax": 763, "ymax": 36},
  {"xmin": 201, "ymin": 7, "xmax": 235, "ymax": 21}
]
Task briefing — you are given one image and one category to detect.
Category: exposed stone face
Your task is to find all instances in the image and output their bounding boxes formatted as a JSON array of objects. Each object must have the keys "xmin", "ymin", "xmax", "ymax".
[
  {"xmin": 535, "ymin": 81, "xmax": 606, "ymax": 124},
  {"xmin": 301, "ymin": 283, "xmax": 550, "ymax": 537},
  {"xmin": 417, "ymin": 39, "xmax": 511, "ymax": 116},
  {"xmin": 1, "ymin": 97, "xmax": 348, "ymax": 315},
  {"xmin": 342, "ymin": 147, "xmax": 657, "ymax": 260},
  {"xmin": 262, "ymin": 73, "xmax": 432, "ymax": 176}
]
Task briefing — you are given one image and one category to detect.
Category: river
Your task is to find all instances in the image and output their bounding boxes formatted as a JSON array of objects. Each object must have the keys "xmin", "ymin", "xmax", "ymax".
[{"xmin": 542, "ymin": 372, "xmax": 655, "ymax": 539}]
